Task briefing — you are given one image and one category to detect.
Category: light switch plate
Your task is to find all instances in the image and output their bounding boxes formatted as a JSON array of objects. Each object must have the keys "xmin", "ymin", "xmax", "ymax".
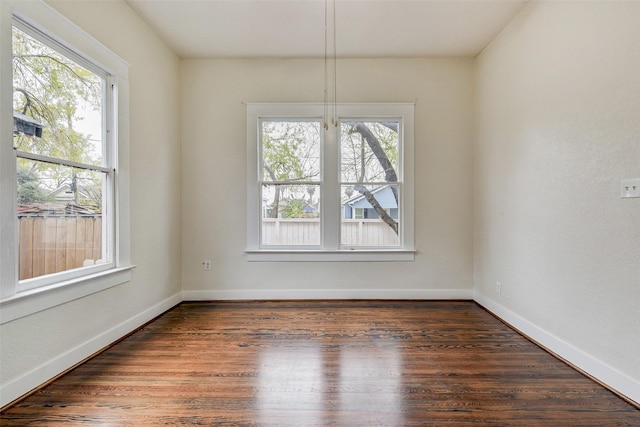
[{"xmin": 621, "ymin": 178, "xmax": 640, "ymax": 198}]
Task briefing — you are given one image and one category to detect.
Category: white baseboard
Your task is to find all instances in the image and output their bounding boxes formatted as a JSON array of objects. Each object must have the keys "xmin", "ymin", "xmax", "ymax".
[
  {"xmin": 474, "ymin": 291, "xmax": 640, "ymax": 406},
  {"xmin": 182, "ymin": 288, "xmax": 474, "ymax": 301},
  {"xmin": 0, "ymin": 292, "xmax": 182, "ymax": 408}
]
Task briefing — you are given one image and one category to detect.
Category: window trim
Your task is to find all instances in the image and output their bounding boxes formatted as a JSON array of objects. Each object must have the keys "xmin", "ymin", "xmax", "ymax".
[
  {"xmin": 246, "ymin": 102, "xmax": 415, "ymax": 262},
  {"xmin": 0, "ymin": 0, "xmax": 132, "ymax": 322}
]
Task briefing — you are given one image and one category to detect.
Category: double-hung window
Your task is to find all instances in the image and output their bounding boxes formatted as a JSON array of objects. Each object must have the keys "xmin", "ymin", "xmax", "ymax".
[
  {"xmin": 1, "ymin": 0, "xmax": 131, "ymax": 322},
  {"xmin": 12, "ymin": 20, "xmax": 113, "ymax": 288},
  {"xmin": 246, "ymin": 103, "xmax": 415, "ymax": 261}
]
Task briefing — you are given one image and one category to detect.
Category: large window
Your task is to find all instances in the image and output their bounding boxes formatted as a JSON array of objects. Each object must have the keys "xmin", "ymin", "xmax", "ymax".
[
  {"xmin": 246, "ymin": 103, "xmax": 414, "ymax": 261},
  {"xmin": 0, "ymin": 1, "xmax": 131, "ymax": 322},
  {"xmin": 12, "ymin": 22, "xmax": 113, "ymax": 290}
]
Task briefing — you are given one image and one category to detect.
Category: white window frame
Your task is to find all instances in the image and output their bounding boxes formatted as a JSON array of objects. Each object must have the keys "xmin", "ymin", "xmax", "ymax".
[
  {"xmin": 246, "ymin": 102, "xmax": 415, "ymax": 262},
  {"xmin": 0, "ymin": 0, "xmax": 133, "ymax": 324}
]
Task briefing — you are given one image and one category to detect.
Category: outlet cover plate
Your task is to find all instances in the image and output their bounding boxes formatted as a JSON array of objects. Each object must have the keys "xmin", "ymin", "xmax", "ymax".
[{"xmin": 621, "ymin": 178, "xmax": 640, "ymax": 198}]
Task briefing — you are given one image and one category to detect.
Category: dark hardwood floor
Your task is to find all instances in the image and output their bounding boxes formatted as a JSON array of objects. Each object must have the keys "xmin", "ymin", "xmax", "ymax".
[{"xmin": 2, "ymin": 301, "xmax": 638, "ymax": 426}]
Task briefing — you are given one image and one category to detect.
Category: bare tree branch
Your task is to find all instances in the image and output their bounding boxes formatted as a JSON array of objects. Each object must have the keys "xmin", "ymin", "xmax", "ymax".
[
  {"xmin": 349, "ymin": 123, "xmax": 399, "ymax": 207},
  {"xmin": 351, "ymin": 123, "xmax": 398, "ymax": 184},
  {"xmin": 16, "ymin": 53, "xmax": 99, "ymax": 93}
]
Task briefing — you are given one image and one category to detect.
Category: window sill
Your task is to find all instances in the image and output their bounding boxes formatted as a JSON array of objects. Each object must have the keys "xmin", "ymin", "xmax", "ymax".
[
  {"xmin": 245, "ymin": 249, "xmax": 415, "ymax": 262},
  {"xmin": 0, "ymin": 266, "xmax": 135, "ymax": 324}
]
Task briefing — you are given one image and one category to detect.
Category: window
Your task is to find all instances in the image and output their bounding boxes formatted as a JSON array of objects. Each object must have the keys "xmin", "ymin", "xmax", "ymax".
[
  {"xmin": 12, "ymin": 22, "xmax": 113, "ymax": 290},
  {"xmin": 1, "ymin": 0, "xmax": 131, "ymax": 322},
  {"xmin": 246, "ymin": 103, "xmax": 414, "ymax": 261}
]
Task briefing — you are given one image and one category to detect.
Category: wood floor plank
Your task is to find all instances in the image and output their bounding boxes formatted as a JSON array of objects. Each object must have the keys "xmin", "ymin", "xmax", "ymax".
[{"xmin": 1, "ymin": 301, "xmax": 638, "ymax": 426}]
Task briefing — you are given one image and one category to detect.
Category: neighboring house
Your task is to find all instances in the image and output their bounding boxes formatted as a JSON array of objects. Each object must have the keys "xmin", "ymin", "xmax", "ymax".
[
  {"xmin": 343, "ymin": 186, "xmax": 398, "ymax": 220},
  {"xmin": 13, "ymin": 111, "xmax": 43, "ymax": 137},
  {"xmin": 48, "ymin": 183, "xmax": 97, "ymax": 207},
  {"xmin": 48, "ymin": 184, "xmax": 76, "ymax": 203},
  {"xmin": 303, "ymin": 201, "xmax": 317, "ymax": 215}
]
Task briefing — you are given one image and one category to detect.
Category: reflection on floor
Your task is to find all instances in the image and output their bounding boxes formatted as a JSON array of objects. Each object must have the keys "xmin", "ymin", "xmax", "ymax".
[{"xmin": 2, "ymin": 301, "xmax": 638, "ymax": 425}]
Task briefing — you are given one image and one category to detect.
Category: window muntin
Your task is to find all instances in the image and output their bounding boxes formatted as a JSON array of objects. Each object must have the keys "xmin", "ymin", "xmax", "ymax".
[{"xmin": 12, "ymin": 20, "xmax": 114, "ymax": 287}]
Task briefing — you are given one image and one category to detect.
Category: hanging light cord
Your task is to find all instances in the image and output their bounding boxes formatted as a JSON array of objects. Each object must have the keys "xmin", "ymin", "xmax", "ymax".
[
  {"xmin": 332, "ymin": 0, "xmax": 337, "ymax": 127},
  {"xmin": 324, "ymin": 0, "xmax": 329, "ymax": 130},
  {"xmin": 324, "ymin": 0, "xmax": 338, "ymax": 129}
]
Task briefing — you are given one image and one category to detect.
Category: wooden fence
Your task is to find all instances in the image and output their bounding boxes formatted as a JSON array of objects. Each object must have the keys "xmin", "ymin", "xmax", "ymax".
[
  {"xmin": 261, "ymin": 218, "xmax": 398, "ymax": 246},
  {"xmin": 18, "ymin": 216, "xmax": 102, "ymax": 280},
  {"xmin": 340, "ymin": 219, "xmax": 399, "ymax": 246}
]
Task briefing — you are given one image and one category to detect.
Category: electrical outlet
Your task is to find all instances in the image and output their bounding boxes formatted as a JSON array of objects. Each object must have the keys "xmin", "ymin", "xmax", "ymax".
[
  {"xmin": 621, "ymin": 178, "xmax": 640, "ymax": 198},
  {"xmin": 203, "ymin": 260, "xmax": 212, "ymax": 270},
  {"xmin": 496, "ymin": 281, "xmax": 502, "ymax": 294}
]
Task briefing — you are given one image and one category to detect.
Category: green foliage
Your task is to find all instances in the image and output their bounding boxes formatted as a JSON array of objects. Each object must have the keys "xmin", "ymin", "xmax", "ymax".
[
  {"xmin": 262, "ymin": 121, "xmax": 321, "ymax": 182},
  {"xmin": 13, "ymin": 25, "xmax": 104, "ymax": 207},
  {"xmin": 13, "ymin": 27, "xmax": 102, "ymax": 164},
  {"xmin": 17, "ymin": 166, "xmax": 51, "ymax": 204},
  {"xmin": 281, "ymin": 199, "xmax": 307, "ymax": 219}
]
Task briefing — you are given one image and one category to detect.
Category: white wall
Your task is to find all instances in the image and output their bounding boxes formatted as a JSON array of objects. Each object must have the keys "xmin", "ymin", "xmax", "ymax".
[
  {"xmin": 474, "ymin": 1, "xmax": 640, "ymax": 402},
  {"xmin": 181, "ymin": 58, "xmax": 474, "ymax": 299},
  {"xmin": 0, "ymin": 0, "xmax": 182, "ymax": 406},
  {"xmin": 4, "ymin": 0, "xmax": 637, "ymax": 410}
]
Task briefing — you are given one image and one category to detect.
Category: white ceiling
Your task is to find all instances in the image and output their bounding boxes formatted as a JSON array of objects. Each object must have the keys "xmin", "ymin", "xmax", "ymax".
[{"xmin": 125, "ymin": 0, "xmax": 529, "ymax": 59}]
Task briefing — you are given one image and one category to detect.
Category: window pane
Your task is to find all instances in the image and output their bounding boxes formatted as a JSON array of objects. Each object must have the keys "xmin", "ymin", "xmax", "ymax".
[
  {"xmin": 261, "ymin": 121, "xmax": 321, "ymax": 182},
  {"xmin": 12, "ymin": 26, "xmax": 104, "ymax": 166},
  {"xmin": 340, "ymin": 121, "xmax": 399, "ymax": 183},
  {"xmin": 261, "ymin": 184, "xmax": 320, "ymax": 246},
  {"xmin": 17, "ymin": 158, "xmax": 106, "ymax": 280},
  {"xmin": 341, "ymin": 184, "xmax": 399, "ymax": 247}
]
